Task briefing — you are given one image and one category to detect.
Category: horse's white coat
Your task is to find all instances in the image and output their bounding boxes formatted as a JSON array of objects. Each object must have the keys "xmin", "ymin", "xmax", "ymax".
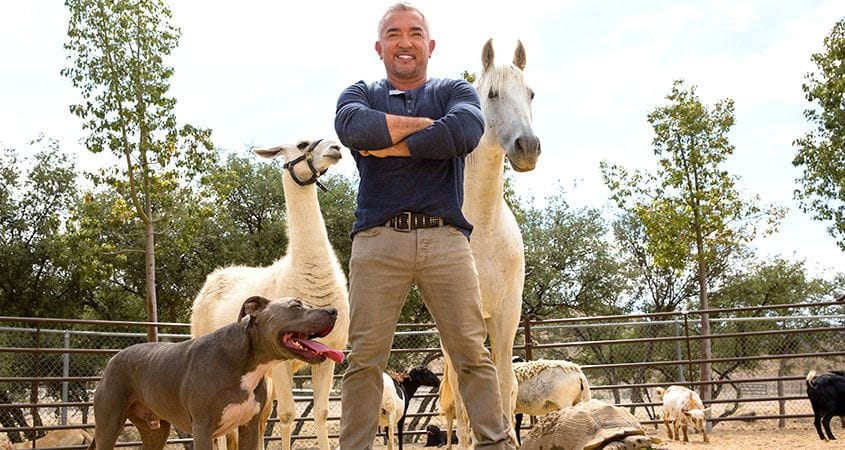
[{"xmin": 441, "ymin": 39, "xmax": 541, "ymax": 448}]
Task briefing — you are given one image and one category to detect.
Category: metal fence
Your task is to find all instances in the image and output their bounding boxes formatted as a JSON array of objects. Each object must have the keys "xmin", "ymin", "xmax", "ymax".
[{"xmin": 1, "ymin": 300, "xmax": 843, "ymax": 448}]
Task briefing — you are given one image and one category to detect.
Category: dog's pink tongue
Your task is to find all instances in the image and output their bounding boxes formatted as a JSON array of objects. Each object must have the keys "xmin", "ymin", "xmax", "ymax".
[{"xmin": 301, "ymin": 339, "xmax": 345, "ymax": 363}]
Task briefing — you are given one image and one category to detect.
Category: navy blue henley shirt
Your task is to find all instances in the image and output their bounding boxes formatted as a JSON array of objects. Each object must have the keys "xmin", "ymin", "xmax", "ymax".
[{"xmin": 334, "ymin": 78, "xmax": 484, "ymax": 238}]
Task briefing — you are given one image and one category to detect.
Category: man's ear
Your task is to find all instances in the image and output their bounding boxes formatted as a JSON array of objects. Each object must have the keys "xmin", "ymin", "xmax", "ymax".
[
  {"xmin": 375, "ymin": 41, "xmax": 384, "ymax": 60},
  {"xmin": 428, "ymin": 39, "xmax": 436, "ymax": 57}
]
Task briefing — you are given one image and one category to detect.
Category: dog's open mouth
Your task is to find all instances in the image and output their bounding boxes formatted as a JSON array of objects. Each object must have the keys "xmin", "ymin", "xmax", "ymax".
[{"xmin": 281, "ymin": 329, "xmax": 345, "ymax": 364}]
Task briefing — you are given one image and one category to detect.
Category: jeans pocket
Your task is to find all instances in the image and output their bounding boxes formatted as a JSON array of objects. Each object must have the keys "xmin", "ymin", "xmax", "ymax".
[{"xmin": 353, "ymin": 226, "xmax": 384, "ymax": 239}]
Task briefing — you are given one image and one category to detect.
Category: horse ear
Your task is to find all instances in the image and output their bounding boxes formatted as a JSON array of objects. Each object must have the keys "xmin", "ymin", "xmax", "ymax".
[
  {"xmin": 513, "ymin": 40, "xmax": 526, "ymax": 70},
  {"xmin": 482, "ymin": 38, "xmax": 495, "ymax": 72}
]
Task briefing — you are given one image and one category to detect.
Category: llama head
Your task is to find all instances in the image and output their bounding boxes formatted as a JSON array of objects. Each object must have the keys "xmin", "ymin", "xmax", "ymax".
[{"xmin": 253, "ymin": 139, "xmax": 342, "ymax": 186}]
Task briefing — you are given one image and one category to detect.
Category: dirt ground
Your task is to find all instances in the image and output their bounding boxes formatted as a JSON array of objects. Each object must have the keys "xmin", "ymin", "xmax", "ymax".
[{"xmin": 366, "ymin": 425, "xmax": 837, "ymax": 450}]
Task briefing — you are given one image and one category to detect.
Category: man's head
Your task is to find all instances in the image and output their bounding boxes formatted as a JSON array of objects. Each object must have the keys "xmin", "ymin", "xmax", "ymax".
[{"xmin": 375, "ymin": 2, "xmax": 435, "ymax": 90}]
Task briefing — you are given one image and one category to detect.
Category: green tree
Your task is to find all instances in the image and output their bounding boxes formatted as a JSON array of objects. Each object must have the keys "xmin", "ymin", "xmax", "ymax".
[
  {"xmin": 793, "ymin": 18, "xmax": 845, "ymax": 249},
  {"xmin": 63, "ymin": 0, "xmax": 214, "ymax": 340},
  {"xmin": 601, "ymin": 79, "xmax": 784, "ymax": 406},
  {"xmin": 521, "ymin": 190, "xmax": 627, "ymax": 318},
  {"xmin": 612, "ymin": 213, "xmax": 699, "ymax": 314},
  {"xmin": 0, "ymin": 138, "xmax": 81, "ymax": 318}
]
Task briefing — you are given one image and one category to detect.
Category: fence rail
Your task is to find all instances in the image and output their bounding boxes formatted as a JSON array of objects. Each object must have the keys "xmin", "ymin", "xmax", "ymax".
[{"xmin": 1, "ymin": 300, "xmax": 843, "ymax": 448}]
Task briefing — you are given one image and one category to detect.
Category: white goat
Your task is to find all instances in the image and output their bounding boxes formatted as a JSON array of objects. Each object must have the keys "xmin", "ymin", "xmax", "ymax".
[
  {"xmin": 190, "ymin": 139, "xmax": 349, "ymax": 450},
  {"xmin": 512, "ymin": 359, "xmax": 591, "ymax": 444},
  {"xmin": 656, "ymin": 385, "xmax": 710, "ymax": 443}
]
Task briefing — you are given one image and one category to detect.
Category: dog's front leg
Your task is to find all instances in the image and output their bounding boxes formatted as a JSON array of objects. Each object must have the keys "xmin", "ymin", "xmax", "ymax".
[
  {"xmin": 190, "ymin": 425, "xmax": 215, "ymax": 450},
  {"xmin": 238, "ymin": 379, "xmax": 268, "ymax": 450}
]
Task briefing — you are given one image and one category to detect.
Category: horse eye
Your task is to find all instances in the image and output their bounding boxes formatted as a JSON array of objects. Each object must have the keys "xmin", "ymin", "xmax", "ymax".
[
  {"xmin": 528, "ymin": 89, "xmax": 535, "ymax": 100},
  {"xmin": 488, "ymin": 89, "xmax": 498, "ymax": 99}
]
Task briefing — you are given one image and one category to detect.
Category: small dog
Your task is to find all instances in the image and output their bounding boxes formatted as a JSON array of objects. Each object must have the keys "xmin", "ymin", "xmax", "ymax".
[
  {"xmin": 89, "ymin": 296, "xmax": 342, "ymax": 450},
  {"xmin": 424, "ymin": 424, "xmax": 458, "ymax": 447}
]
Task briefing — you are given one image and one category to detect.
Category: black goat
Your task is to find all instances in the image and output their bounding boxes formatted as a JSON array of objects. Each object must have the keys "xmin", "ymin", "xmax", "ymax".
[
  {"xmin": 806, "ymin": 370, "xmax": 845, "ymax": 441},
  {"xmin": 424, "ymin": 424, "xmax": 458, "ymax": 447},
  {"xmin": 383, "ymin": 366, "xmax": 440, "ymax": 450}
]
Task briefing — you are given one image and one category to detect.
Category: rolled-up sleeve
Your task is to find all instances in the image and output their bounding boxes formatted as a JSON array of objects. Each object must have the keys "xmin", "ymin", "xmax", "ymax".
[
  {"xmin": 405, "ymin": 80, "xmax": 484, "ymax": 160},
  {"xmin": 334, "ymin": 81, "xmax": 393, "ymax": 151}
]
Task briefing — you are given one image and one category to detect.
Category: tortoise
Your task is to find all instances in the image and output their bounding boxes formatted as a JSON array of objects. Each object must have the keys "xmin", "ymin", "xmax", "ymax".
[{"xmin": 520, "ymin": 399, "xmax": 665, "ymax": 450}]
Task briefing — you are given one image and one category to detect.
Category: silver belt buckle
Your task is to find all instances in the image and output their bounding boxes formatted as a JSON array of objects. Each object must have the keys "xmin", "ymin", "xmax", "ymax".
[{"xmin": 395, "ymin": 211, "xmax": 413, "ymax": 232}]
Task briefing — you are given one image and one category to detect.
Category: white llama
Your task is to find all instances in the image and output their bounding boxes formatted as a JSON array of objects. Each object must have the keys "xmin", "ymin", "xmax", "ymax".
[{"xmin": 190, "ymin": 139, "xmax": 349, "ymax": 450}]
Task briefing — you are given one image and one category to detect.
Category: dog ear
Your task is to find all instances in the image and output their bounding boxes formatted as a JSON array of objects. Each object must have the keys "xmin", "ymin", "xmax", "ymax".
[{"xmin": 238, "ymin": 296, "xmax": 270, "ymax": 327}]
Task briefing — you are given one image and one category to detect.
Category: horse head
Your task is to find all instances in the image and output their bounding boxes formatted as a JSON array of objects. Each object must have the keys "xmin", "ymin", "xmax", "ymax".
[{"xmin": 476, "ymin": 38, "xmax": 541, "ymax": 172}]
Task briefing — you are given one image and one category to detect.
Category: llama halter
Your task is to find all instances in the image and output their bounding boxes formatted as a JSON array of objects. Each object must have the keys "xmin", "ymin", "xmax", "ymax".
[{"xmin": 283, "ymin": 139, "xmax": 328, "ymax": 192}]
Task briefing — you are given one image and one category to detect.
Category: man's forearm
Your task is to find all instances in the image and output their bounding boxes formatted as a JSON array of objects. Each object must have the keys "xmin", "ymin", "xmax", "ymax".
[{"xmin": 385, "ymin": 114, "xmax": 433, "ymax": 144}]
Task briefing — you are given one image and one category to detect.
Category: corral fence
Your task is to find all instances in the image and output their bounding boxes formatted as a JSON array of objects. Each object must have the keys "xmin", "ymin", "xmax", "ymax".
[{"xmin": 1, "ymin": 300, "xmax": 843, "ymax": 448}]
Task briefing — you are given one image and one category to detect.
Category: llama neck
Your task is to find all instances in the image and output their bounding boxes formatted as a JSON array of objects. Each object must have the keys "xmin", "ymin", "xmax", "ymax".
[
  {"xmin": 464, "ymin": 136, "xmax": 506, "ymax": 223},
  {"xmin": 282, "ymin": 172, "xmax": 331, "ymax": 263}
]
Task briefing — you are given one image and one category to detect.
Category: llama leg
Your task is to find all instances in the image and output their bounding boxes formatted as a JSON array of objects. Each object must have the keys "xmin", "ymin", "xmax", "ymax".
[
  {"xmin": 311, "ymin": 360, "xmax": 336, "ymax": 450},
  {"xmin": 270, "ymin": 364, "xmax": 296, "ymax": 450}
]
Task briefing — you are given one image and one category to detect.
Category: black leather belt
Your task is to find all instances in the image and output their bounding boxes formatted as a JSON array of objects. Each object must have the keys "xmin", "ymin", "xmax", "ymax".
[{"xmin": 386, "ymin": 212, "xmax": 445, "ymax": 232}]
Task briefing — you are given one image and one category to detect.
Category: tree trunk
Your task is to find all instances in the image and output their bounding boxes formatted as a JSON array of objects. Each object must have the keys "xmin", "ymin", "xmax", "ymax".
[
  {"xmin": 144, "ymin": 203, "xmax": 158, "ymax": 342},
  {"xmin": 697, "ymin": 243, "xmax": 713, "ymax": 432}
]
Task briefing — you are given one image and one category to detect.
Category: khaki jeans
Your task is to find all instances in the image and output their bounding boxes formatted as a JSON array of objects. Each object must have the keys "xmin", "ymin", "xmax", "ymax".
[{"xmin": 339, "ymin": 225, "xmax": 513, "ymax": 449}]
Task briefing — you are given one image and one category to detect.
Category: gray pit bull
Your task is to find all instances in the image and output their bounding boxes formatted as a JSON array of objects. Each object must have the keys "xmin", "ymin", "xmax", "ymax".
[{"xmin": 89, "ymin": 296, "xmax": 344, "ymax": 450}]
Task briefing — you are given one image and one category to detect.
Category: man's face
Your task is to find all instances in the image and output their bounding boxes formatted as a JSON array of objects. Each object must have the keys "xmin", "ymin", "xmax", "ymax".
[{"xmin": 375, "ymin": 9, "xmax": 435, "ymax": 88}]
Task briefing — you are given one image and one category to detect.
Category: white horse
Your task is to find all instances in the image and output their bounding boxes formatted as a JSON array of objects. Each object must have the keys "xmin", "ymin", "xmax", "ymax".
[{"xmin": 441, "ymin": 38, "xmax": 541, "ymax": 448}]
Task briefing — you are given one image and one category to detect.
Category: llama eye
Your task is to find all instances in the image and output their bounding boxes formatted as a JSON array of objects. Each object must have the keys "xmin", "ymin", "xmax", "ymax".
[
  {"xmin": 488, "ymin": 89, "xmax": 498, "ymax": 99},
  {"xmin": 528, "ymin": 89, "xmax": 535, "ymax": 100}
]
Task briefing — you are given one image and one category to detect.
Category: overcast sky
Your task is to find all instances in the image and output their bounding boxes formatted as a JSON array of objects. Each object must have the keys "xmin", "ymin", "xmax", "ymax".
[{"xmin": 2, "ymin": 1, "xmax": 844, "ymax": 279}]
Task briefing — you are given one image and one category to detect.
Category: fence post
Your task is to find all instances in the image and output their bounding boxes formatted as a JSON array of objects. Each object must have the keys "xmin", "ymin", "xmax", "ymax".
[
  {"xmin": 523, "ymin": 315, "xmax": 534, "ymax": 361},
  {"xmin": 682, "ymin": 310, "xmax": 694, "ymax": 383},
  {"xmin": 30, "ymin": 324, "xmax": 41, "ymax": 441},
  {"xmin": 673, "ymin": 317, "xmax": 685, "ymax": 383},
  {"xmin": 62, "ymin": 330, "xmax": 69, "ymax": 425}
]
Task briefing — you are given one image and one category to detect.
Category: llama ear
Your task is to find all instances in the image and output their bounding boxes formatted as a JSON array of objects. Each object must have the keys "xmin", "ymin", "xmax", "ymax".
[
  {"xmin": 513, "ymin": 40, "xmax": 526, "ymax": 70},
  {"xmin": 253, "ymin": 145, "xmax": 285, "ymax": 159},
  {"xmin": 482, "ymin": 38, "xmax": 494, "ymax": 72},
  {"xmin": 238, "ymin": 296, "xmax": 270, "ymax": 328}
]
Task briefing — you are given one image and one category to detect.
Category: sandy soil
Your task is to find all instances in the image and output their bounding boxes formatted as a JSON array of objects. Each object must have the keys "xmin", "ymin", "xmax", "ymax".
[{"xmin": 365, "ymin": 426, "xmax": 836, "ymax": 450}]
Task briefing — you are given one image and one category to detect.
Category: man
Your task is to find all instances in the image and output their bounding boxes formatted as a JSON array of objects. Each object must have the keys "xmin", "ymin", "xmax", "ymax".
[{"xmin": 334, "ymin": 3, "xmax": 514, "ymax": 449}]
